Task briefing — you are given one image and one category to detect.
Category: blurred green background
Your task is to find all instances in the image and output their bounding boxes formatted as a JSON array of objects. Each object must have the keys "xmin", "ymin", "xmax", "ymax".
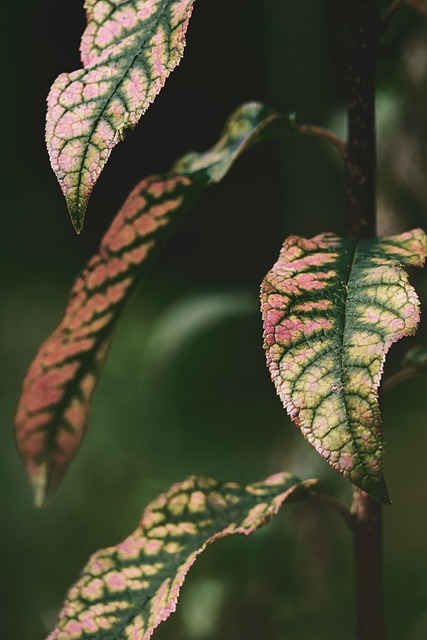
[{"xmin": 2, "ymin": 1, "xmax": 427, "ymax": 638}]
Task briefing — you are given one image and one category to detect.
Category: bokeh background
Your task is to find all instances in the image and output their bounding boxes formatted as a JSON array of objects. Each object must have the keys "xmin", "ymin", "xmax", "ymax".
[{"xmin": 2, "ymin": 1, "xmax": 427, "ymax": 638}]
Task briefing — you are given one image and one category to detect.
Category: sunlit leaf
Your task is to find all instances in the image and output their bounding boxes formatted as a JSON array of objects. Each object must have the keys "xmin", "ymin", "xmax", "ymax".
[
  {"xmin": 46, "ymin": 0, "xmax": 196, "ymax": 232},
  {"xmin": 16, "ymin": 103, "xmax": 290, "ymax": 506},
  {"xmin": 260, "ymin": 229, "xmax": 427, "ymax": 504},
  {"xmin": 47, "ymin": 472, "xmax": 315, "ymax": 640}
]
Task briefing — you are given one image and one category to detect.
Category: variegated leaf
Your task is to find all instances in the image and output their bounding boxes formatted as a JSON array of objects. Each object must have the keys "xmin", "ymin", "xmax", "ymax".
[
  {"xmin": 47, "ymin": 472, "xmax": 315, "ymax": 640},
  {"xmin": 261, "ymin": 230, "xmax": 427, "ymax": 504},
  {"xmin": 46, "ymin": 0, "xmax": 196, "ymax": 232},
  {"xmin": 16, "ymin": 103, "xmax": 288, "ymax": 506}
]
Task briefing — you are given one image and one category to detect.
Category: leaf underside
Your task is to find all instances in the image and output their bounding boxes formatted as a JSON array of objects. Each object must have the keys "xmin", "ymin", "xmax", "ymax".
[
  {"xmin": 46, "ymin": 0, "xmax": 196, "ymax": 232},
  {"xmin": 47, "ymin": 472, "xmax": 315, "ymax": 640},
  {"xmin": 261, "ymin": 230, "xmax": 427, "ymax": 504},
  {"xmin": 16, "ymin": 103, "xmax": 288, "ymax": 506}
]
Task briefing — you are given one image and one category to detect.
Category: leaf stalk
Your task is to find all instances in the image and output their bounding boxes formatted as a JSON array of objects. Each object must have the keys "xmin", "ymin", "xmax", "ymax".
[
  {"xmin": 308, "ymin": 491, "xmax": 354, "ymax": 530},
  {"xmin": 292, "ymin": 123, "xmax": 347, "ymax": 159}
]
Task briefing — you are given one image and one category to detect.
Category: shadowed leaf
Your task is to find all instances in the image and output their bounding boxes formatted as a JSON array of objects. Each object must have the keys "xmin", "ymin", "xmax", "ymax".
[
  {"xmin": 16, "ymin": 103, "xmax": 290, "ymax": 506},
  {"xmin": 260, "ymin": 229, "xmax": 427, "ymax": 504},
  {"xmin": 46, "ymin": 0, "xmax": 196, "ymax": 232},
  {"xmin": 47, "ymin": 472, "xmax": 315, "ymax": 640}
]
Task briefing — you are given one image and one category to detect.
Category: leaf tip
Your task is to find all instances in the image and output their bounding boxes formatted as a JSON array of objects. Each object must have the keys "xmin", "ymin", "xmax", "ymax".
[
  {"xmin": 68, "ymin": 204, "xmax": 85, "ymax": 235},
  {"xmin": 359, "ymin": 475, "xmax": 392, "ymax": 507}
]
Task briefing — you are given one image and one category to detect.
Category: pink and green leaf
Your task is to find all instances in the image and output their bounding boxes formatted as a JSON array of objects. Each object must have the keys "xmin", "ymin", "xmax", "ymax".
[
  {"xmin": 260, "ymin": 229, "xmax": 427, "ymax": 504},
  {"xmin": 16, "ymin": 103, "xmax": 288, "ymax": 506},
  {"xmin": 47, "ymin": 472, "xmax": 315, "ymax": 640},
  {"xmin": 46, "ymin": 0, "xmax": 196, "ymax": 232}
]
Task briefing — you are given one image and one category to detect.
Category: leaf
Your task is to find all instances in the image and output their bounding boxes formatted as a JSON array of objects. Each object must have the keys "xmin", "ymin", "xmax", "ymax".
[
  {"xmin": 47, "ymin": 472, "xmax": 315, "ymax": 640},
  {"xmin": 260, "ymin": 229, "xmax": 427, "ymax": 504},
  {"xmin": 16, "ymin": 103, "xmax": 290, "ymax": 506},
  {"xmin": 46, "ymin": 0, "xmax": 196, "ymax": 233}
]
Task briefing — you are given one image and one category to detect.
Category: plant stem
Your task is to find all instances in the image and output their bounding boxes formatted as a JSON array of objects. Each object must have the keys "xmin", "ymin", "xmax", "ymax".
[
  {"xmin": 346, "ymin": 0, "xmax": 381, "ymax": 239},
  {"xmin": 346, "ymin": 2, "xmax": 385, "ymax": 639},
  {"xmin": 351, "ymin": 488, "xmax": 385, "ymax": 639}
]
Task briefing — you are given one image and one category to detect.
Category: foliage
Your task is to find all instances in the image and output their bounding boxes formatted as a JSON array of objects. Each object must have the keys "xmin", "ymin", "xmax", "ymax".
[
  {"xmin": 46, "ymin": 0, "xmax": 196, "ymax": 231},
  {"xmin": 48, "ymin": 473, "xmax": 314, "ymax": 640},
  {"xmin": 261, "ymin": 229, "xmax": 427, "ymax": 503},
  {"xmin": 4, "ymin": 1, "xmax": 427, "ymax": 639},
  {"xmin": 16, "ymin": 103, "xmax": 290, "ymax": 507}
]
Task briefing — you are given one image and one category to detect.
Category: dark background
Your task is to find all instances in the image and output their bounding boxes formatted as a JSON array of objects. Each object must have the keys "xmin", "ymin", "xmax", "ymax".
[{"xmin": 2, "ymin": 1, "xmax": 427, "ymax": 638}]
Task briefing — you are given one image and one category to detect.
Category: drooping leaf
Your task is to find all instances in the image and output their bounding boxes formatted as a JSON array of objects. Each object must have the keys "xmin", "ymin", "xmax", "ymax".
[
  {"xmin": 260, "ymin": 229, "xmax": 427, "ymax": 504},
  {"xmin": 16, "ymin": 103, "xmax": 290, "ymax": 506},
  {"xmin": 47, "ymin": 472, "xmax": 315, "ymax": 640},
  {"xmin": 46, "ymin": 0, "xmax": 196, "ymax": 232}
]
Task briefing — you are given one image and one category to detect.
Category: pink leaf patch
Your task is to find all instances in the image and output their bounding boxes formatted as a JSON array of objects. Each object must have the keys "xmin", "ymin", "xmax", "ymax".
[
  {"xmin": 47, "ymin": 472, "xmax": 315, "ymax": 640},
  {"xmin": 261, "ymin": 230, "xmax": 427, "ymax": 504}
]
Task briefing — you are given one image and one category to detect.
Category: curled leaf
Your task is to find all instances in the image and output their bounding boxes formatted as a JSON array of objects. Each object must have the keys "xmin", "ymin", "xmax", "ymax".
[
  {"xmin": 46, "ymin": 0, "xmax": 196, "ymax": 232},
  {"xmin": 260, "ymin": 229, "xmax": 427, "ymax": 504},
  {"xmin": 16, "ymin": 103, "xmax": 288, "ymax": 506},
  {"xmin": 47, "ymin": 472, "xmax": 315, "ymax": 640}
]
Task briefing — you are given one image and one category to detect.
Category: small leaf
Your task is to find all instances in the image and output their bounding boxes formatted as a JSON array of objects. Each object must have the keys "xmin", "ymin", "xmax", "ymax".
[
  {"xmin": 260, "ymin": 229, "xmax": 427, "ymax": 504},
  {"xmin": 47, "ymin": 472, "xmax": 315, "ymax": 640},
  {"xmin": 16, "ymin": 103, "xmax": 288, "ymax": 506},
  {"xmin": 46, "ymin": 0, "xmax": 196, "ymax": 232}
]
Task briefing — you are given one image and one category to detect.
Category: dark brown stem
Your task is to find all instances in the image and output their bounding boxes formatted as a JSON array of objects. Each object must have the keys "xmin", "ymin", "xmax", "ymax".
[
  {"xmin": 351, "ymin": 488, "xmax": 385, "ymax": 640},
  {"xmin": 345, "ymin": 1, "xmax": 381, "ymax": 238},
  {"xmin": 346, "ymin": 3, "xmax": 385, "ymax": 639}
]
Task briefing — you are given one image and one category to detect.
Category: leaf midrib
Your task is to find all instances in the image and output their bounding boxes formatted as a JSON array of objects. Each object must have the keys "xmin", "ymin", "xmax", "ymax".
[{"xmin": 338, "ymin": 239, "xmax": 378, "ymax": 478}]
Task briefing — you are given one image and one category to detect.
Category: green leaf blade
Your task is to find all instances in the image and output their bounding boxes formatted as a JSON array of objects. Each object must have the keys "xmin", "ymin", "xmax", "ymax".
[
  {"xmin": 46, "ymin": 0, "xmax": 196, "ymax": 232},
  {"xmin": 46, "ymin": 472, "xmax": 315, "ymax": 640},
  {"xmin": 260, "ymin": 229, "xmax": 427, "ymax": 504},
  {"xmin": 16, "ymin": 103, "xmax": 286, "ymax": 505}
]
